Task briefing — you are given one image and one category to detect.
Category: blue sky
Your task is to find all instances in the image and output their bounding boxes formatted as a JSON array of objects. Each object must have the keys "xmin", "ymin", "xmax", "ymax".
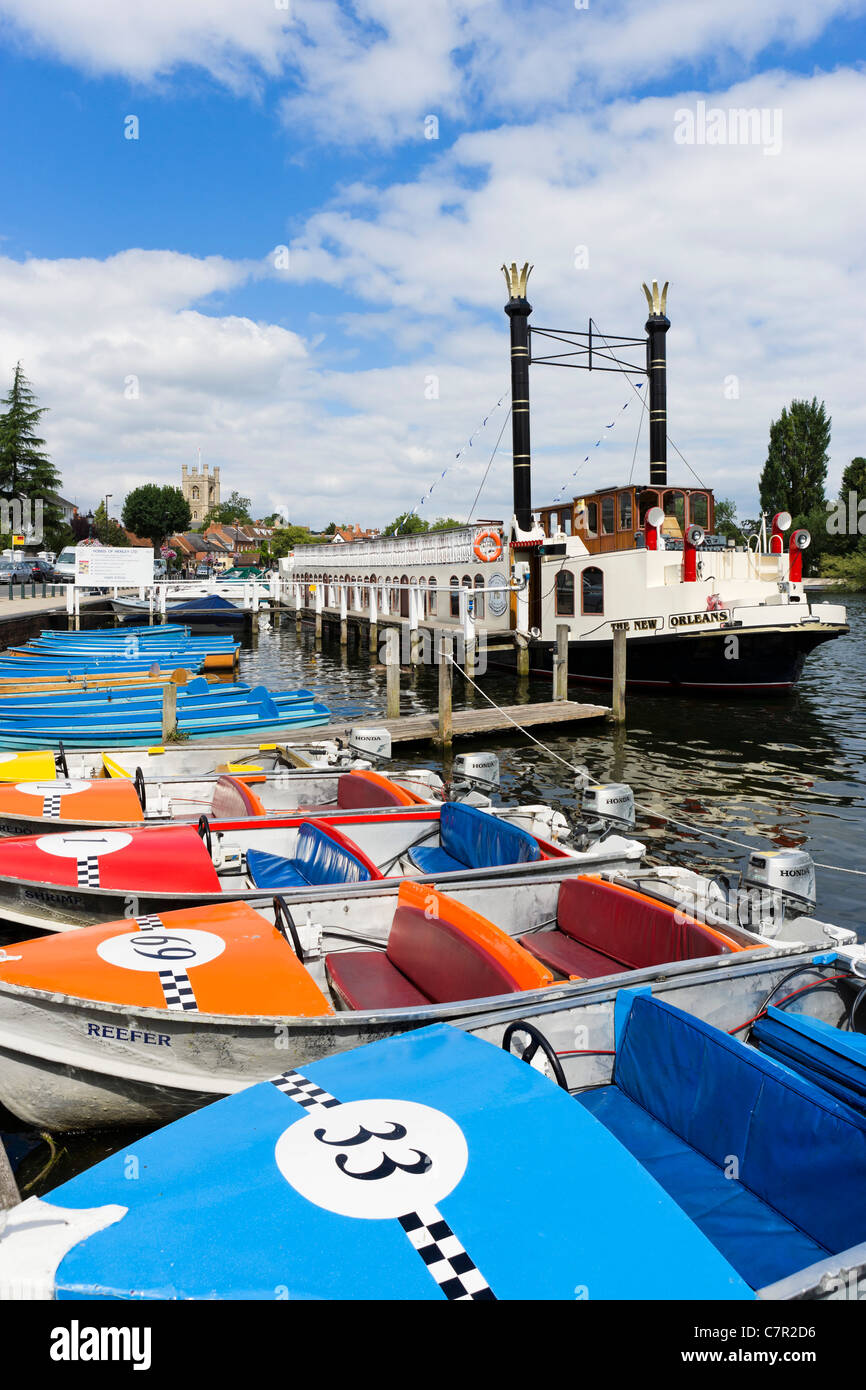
[{"xmin": 0, "ymin": 0, "xmax": 864, "ymax": 526}]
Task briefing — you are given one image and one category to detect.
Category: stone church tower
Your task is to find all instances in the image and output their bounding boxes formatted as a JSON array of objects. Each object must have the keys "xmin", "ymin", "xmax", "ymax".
[{"xmin": 182, "ymin": 459, "xmax": 221, "ymax": 525}]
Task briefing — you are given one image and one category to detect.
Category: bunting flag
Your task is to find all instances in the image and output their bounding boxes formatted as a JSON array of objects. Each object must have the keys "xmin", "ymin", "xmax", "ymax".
[
  {"xmin": 395, "ymin": 391, "xmax": 510, "ymax": 534},
  {"xmin": 551, "ymin": 382, "xmax": 645, "ymax": 505}
]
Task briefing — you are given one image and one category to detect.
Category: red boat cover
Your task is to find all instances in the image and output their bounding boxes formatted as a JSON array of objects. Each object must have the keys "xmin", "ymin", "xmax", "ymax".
[{"xmin": 0, "ymin": 823, "xmax": 221, "ymax": 891}]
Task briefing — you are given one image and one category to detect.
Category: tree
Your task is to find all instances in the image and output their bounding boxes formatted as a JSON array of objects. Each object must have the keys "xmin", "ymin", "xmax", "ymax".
[
  {"xmin": 122, "ymin": 485, "xmax": 191, "ymax": 551},
  {"xmin": 830, "ymin": 457, "xmax": 866, "ymax": 554},
  {"xmin": 759, "ymin": 398, "xmax": 830, "ymax": 519},
  {"xmin": 384, "ymin": 513, "xmax": 429, "ymax": 536},
  {"xmin": 0, "ymin": 363, "xmax": 62, "ymax": 537},
  {"xmin": 271, "ymin": 525, "xmax": 319, "ymax": 559},
  {"xmin": 92, "ymin": 500, "xmax": 130, "ymax": 547},
  {"xmin": 203, "ymin": 491, "xmax": 252, "ymax": 527},
  {"xmin": 429, "ymin": 516, "xmax": 462, "ymax": 531},
  {"xmin": 711, "ymin": 497, "xmax": 740, "ymax": 541}
]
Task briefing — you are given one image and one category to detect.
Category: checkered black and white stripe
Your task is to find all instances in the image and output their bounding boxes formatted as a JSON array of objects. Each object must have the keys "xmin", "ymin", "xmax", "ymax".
[
  {"xmin": 133, "ymin": 914, "xmax": 163, "ymax": 931},
  {"xmin": 158, "ymin": 969, "xmax": 198, "ymax": 1012},
  {"xmin": 41, "ymin": 794, "xmax": 63, "ymax": 819},
  {"xmin": 76, "ymin": 856, "xmax": 101, "ymax": 888},
  {"xmin": 270, "ymin": 1068, "xmax": 341, "ymax": 1109},
  {"xmin": 399, "ymin": 1208, "xmax": 495, "ymax": 1300}
]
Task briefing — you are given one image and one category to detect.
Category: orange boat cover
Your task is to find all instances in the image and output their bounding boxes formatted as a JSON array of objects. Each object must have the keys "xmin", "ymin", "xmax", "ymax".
[
  {"xmin": 0, "ymin": 778, "xmax": 144, "ymax": 824},
  {"xmin": 0, "ymin": 901, "xmax": 334, "ymax": 1017}
]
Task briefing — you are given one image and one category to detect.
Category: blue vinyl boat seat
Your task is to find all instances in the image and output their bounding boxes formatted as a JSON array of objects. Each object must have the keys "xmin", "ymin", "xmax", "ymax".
[
  {"xmin": 246, "ymin": 821, "xmax": 381, "ymax": 890},
  {"xmin": 578, "ymin": 993, "xmax": 866, "ymax": 1290},
  {"xmin": 751, "ymin": 1006, "xmax": 866, "ymax": 1116},
  {"xmin": 407, "ymin": 801, "xmax": 541, "ymax": 875}
]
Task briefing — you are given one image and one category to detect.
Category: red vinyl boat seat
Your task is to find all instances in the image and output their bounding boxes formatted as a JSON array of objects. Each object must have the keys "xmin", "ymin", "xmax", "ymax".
[
  {"xmin": 325, "ymin": 879, "xmax": 552, "ymax": 1010},
  {"xmin": 336, "ymin": 770, "xmax": 417, "ymax": 810},
  {"xmin": 521, "ymin": 876, "xmax": 746, "ymax": 980}
]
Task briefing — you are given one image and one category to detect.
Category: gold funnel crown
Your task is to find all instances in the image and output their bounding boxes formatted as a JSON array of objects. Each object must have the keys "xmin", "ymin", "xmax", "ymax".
[
  {"xmin": 502, "ymin": 261, "xmax": 533, "ymax": 299},
  {"xmin": 642, "ymin": 279, "xmax": 669, "ymax": 316}
]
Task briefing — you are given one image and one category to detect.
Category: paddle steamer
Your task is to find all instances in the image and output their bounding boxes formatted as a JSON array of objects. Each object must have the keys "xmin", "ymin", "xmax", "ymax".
[{"xmin": 281, "ymin": 267, "xmax": 847, "ymax": 693}]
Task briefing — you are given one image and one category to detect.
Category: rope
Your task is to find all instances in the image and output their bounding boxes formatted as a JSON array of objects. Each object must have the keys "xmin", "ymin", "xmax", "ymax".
[
  {"xmin": 467, "ymin": 408, "xmax": 512, "ymax": 525},
  {"xmin": 444, "ymin": 648, "xmax": 866, "ymax": 877}
]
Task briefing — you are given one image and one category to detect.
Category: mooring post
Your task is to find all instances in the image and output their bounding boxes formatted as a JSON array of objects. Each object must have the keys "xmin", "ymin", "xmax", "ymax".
[
  {"xmin": 340, "ymin": 584, "xmax": 348, "ymax": 647},
  {"xmin": 438, "ymin": 633, "xmax": 453, "ymax": 746},
  {"xmin": 0, "ymin": 1135, "xmax": 20, "ymax": 1211},
  {"xmin": 612, "ymin": 626, "xmax": 627, "ymax": 723},
  {"xmin": 369, "ymin": 583, "xmax": 378, "ymax": 653},
  {"xmin": 161, "ymin": 682, "xmax": 178, "ymax": 740},
  {"xmin": 385, "ymin": 627, "xmax": 400, "ymax": 719},
  {"xmin": 515, "ymin": 632, "xmax": 530, "ymax": 677},
  {"xmin": 314, "ymin": 584, "xmax": 323, "ymax": 641},
  {"xmin": 554, "ymin": 623, "xmax": 569, "ymax": 701},
  {"xmin": 409, "ymin": 586, "xmax": 421, "ymax": 665}
]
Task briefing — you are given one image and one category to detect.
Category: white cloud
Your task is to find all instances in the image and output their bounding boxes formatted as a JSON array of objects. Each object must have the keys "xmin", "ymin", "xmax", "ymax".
[{"xmin": 1, "ymin": 67, "xmax": 865, "ymax": 529}]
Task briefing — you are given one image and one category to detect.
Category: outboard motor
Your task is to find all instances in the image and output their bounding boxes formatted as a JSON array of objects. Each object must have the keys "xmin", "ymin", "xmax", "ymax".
[
  {"xmin": 743, "ymin": 848, "xmax": 816, "ymax": 928},
  {"xmin": 451, "ymin": 752, "xmax": 500, "ymax": 796},
  {"xmin": 579, "ymin": 782, "xmax": 636, "ymax": 839},
  {"xmin": 347, "ymin": 727, "xmax": 392, "ymax": 761}
]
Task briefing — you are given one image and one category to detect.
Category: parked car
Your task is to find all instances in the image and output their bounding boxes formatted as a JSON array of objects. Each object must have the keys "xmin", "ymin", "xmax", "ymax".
[
  {"xmin": 29, "ymin": 557, "xmax": 59, "ymax": 582},
  {"xmin": 54, "ymin": 548, "xmax": 77, "ymax": 582},
  {"xmin": 0, "ymin": 559, "xmax": 37, "ymax": 584},
  {"xmin": 195, "ymin": 563, "xmax": 211, "ymax": 578}
]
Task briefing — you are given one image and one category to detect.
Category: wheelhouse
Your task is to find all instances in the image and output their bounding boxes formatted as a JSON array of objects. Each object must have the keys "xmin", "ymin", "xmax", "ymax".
[{"xmin": 540, "ymin": 485, "xmax": 716, "ymax": 555}]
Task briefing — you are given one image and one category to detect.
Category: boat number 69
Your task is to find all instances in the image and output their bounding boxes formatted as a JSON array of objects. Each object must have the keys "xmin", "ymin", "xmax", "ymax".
[{"xmin": 129, "ymin": 932, "xmax": 198, "ymax": 962}]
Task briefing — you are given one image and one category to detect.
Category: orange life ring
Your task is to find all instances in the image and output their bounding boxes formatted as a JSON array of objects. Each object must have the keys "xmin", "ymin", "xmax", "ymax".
[{"xmin": 473, "ymin": 529, "xmax": 502, "ymax": 563}]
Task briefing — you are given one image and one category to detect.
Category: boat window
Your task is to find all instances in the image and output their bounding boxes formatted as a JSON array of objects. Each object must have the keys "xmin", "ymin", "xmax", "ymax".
[
  {"xmin": 601, "ymin": 496, "xmax": 615, "ymax": 536},
  {"xmin": 663, "ymin": 490, "xmax": 685, "ymax": 531},
  {"xmin": 639, "ymin": 491, "xmax": 659, "ymax": 524},
  {"xmin": 581, "ymin": 566, "xmax": 604, "ymax": 615},
  {"xmin": 474, "ymin": 573, "xmax": 485, "ymax": 618},
  {"xmin": 555, "ymin": 570, "xmax": 575, "ymax": 617},
  {"xmin": 585, "ymin": 502, "xmax": 598, "ymax": 538},
  {"xmin": 450, "ymin": 575, "xmax": 460, "ymax": 617},
  {"xmin": 690, "ymin": 493, "xmax": 709, "ymax": 529},
  {"xmin": 618, "ymin": 491, "xmax": 633, "ymax": 530},
  {"xmin": 561, "ymin": 511, "xmax": 572, "ymax": 536}
]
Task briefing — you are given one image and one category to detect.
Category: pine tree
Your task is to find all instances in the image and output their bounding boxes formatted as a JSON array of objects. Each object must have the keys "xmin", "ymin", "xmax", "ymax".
[
  {"xmin": 759, "ymin": 398, "xmax": 830, "ymax": 518},
  {"xmin": 0, "ymin": 363, "xmax": 62, "ymax": 537}
]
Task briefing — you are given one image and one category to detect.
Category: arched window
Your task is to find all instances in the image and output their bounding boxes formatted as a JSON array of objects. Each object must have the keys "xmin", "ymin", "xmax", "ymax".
[
  {"xmin": 427, "ymin": 577, "xmax": 437, "ymax": 616},
  {"xmin": 639, "ymin": 490, "xmax": 660, "ymax": 525},
  {"xmin": 192, "ymin": 486, "xmax": 199, "ymax": 500},
  {"xmin": 689, "ymin": 493, "xmax": 709, "ymax": 529},
  {"xmin": 449, "ymin": 575, "xmax": 460, "ymax": 617},
  {"xmin": 581, "ymin": 567, "xmax": 604, "ymax": 615},
  {"xmin": 555, "ymin": 570, "xmax": 575, "ymax": 617},
  {"xmin": 662, "ymin": 490, "xmax": 685, "ymax": 533},
  {"xmin": 474, "ymin": 573, "xmax": 485, "ymax": 618},
  {"xmin": 618, "ymin": 491, "xmax": 633, "ymax": 531}
]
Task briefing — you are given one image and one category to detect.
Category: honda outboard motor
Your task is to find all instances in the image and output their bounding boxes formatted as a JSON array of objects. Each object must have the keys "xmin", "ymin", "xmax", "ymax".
[
  {"xmin": 451, "ymin": 752, "xmax": 500, "ymax": 795},
  {"xmin": 580, "ymin": 782, "xmax": 636, "ymax": 832},
  {"xmin": 740, "ymin": 848, "xmax": 816, "ymax": 932},
  {"xmin": 347, "ymin": 728, "xmax": 392, "ymax": 761}
]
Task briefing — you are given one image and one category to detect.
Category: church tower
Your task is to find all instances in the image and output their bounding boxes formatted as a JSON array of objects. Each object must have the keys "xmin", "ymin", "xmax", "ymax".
[{"xmin": 182, "ymin": 456, "xmax": 221, "ymax": 526}]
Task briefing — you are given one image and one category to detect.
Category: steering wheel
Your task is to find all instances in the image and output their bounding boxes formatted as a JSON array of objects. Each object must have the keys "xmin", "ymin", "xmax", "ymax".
[
  {"xmin": 57, "ymin": 741, "xmax": 69, "ymax": 778},
  {"xmin": 134, "ymin": 767, "xmax": 147, "ymax": 812},
  {"xmin": 273, "ymin": 895, "xmax": 305, "ymax": 959},
  {"xmin": 502, "ymin": 1020, "xmax": 569, "ymax": 1090},
  {"xmin": 197, "ymin": 814, "xmax": 213, "ymax": 857}
]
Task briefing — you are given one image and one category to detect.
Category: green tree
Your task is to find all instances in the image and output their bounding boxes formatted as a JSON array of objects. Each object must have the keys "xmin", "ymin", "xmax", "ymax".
[
  {"xmin": 92, "ymin": 500, "xmax": 130, "ymax": 546},
  {"xmin": 821, "ymin": 538, "xmax": 866, "ymax": 591},
  {"xmin": 122, "ymin": 484, "xmax": 191, "ymax": 551},
  {"xmin": 0, "ymin": 363, "xmax": 62, "ymax": 536},
  {"xmin": 759, "ymin": 398, "xmax": 830, "ymax": 518},
  {"xmin": 202, "ymin": 491, "xmax": 252, "ymax": 527},
  {"xmin": 429, "ymin": 516, "xmax": 462, "ymax": 531},
  {"xmin": 384, "ymin": 513, "xmax": 429, "ymax": 536},
  {"xmin": 830, "ymin": 458, "xmax": 866, "ymax": 554},
  {"xmin": 712, "ymin": 497, "xmax": 740, "ymax": 541},
  {"xmin": 271, "ymin": 525, "xmax": 322, "ymax": 559}
]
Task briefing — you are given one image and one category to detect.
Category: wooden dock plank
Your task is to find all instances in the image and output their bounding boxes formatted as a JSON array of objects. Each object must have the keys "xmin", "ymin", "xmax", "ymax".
[{"xmin": 192, "ymin": 700, "xmax": 609, "ymax": 748}]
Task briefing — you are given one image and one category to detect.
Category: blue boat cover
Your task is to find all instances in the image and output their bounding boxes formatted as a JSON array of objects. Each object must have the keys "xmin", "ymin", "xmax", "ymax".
[
  {"xmin": 168, "ymin": 595, "xmax": 241, "ymax": 614},
  {"xmin": 579, "ymin": 993, "xmax": 866, "ymax": 1289},
  {"xmin": 752, "ymin": 1006, "xmax": 866, "ymax": 1116},
  {"xmin": 246, "ymin": 822, "xmax": 373, "ymax": 889},
  {"xmin": 409, "ymin": 802, "xmax": 541, "ymax": 875},
  {"xmin": 41, "ymin": 1025, "xmax": 752, "ymax": 1300}
]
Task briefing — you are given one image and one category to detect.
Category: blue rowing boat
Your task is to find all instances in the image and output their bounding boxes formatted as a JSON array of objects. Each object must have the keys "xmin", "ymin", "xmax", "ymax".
[{"xmin": 0, "ymin": 1024, "xmax": 754, "ymax": 1299}]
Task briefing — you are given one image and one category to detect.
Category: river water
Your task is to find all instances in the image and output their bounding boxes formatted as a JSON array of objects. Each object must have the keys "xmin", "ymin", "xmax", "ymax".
[{"xmin": 2, "ymin": 595, "xmax": 864, "ymax": 1193}]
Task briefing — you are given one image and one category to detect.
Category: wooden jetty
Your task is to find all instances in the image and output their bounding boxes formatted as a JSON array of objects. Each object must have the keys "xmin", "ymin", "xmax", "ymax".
[{"xmin": 276, "ymin": 698, "xmax": 609, "ymax": 751}]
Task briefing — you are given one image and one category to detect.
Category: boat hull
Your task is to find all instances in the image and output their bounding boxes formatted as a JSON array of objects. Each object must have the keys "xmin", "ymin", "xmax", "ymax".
[{"xmin": 491, "ymin": 622, "xmax": 848, "ymax": 693}]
